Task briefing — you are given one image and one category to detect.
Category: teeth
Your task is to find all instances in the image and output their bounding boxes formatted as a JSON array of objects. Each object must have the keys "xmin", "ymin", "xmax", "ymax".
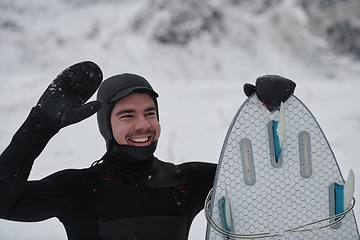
[{"xmin": 131, "ymin": 137, "xmax": 149, "ymax": 143}]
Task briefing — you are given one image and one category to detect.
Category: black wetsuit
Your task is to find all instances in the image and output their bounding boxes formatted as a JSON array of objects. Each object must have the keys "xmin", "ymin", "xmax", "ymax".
[{"xmin": 0, "ymin": 109, "xmax": 216, "ymax": 240}]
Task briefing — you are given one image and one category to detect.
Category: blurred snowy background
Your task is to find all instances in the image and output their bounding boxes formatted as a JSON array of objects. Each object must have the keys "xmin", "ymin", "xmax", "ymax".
[{"xmin": 1, "ymin": 0, "xmax": 360, "ymax": 239}]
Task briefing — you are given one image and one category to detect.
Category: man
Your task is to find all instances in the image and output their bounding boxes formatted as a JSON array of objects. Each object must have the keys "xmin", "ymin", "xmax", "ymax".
[{"xmin": 0, "ymin": 61, "xmax": 216, "ymax": 240}]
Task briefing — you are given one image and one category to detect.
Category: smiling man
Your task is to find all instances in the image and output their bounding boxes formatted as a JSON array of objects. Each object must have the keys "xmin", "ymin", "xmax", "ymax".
[
  {"xmin": 110, "ymin": 92, "xmax": 160, "ymax": 147},
  {"xmin": 0, "ymin": 62, "xmax": 216, "ymax": 240}
]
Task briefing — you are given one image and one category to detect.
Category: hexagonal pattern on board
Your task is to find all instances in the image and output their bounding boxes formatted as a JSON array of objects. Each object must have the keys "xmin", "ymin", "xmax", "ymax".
[{"xmin": 206, "ymin": 94, "xmax": 359, "ymax": 240}]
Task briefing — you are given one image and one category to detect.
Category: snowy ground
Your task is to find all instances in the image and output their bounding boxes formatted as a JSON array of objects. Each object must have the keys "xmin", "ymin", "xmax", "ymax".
[{"xmin": 1, "ymin": 0, "xmax": 360, "ymax": 239}]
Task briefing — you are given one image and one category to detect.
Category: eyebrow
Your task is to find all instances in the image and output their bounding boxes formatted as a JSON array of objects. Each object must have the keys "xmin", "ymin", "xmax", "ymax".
[
  {"xmin": 114, "ymin": 107, "xmax": 157, "ymax": 117},
  {"xmin": 115, "ymin": 109, "xmax": 134, "ymax": 117},
  {"xmin": 145, "ymin": 107, "xmax": 157, "ymax": 112}
]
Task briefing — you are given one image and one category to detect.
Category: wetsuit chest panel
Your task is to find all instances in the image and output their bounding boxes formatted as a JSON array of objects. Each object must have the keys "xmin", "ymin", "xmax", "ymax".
[
  {"xmin": 99, "ymin": 216, "xmax": 187, "ymax": 240},
  {"xmin": 93, "ymin": 179, "xmax": 186, "ymax": 220}
]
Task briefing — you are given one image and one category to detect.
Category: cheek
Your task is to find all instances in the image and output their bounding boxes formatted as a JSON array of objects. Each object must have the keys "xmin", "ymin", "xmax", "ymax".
[
  {"xmin": 111, "ymin": 122, "xmax": 128, "ymax": 145},
  {"xmin": 153, "ymin": 122, "xmax": 161, "ymax": 140}
]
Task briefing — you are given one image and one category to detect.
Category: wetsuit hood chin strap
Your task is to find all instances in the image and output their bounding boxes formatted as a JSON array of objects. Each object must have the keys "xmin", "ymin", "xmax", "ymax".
[
  {"xmin": 109, "ymin": 140, "xmax": 158, "ymax": 163},
  {"xmin": 98, "ymin": 141, "xmax": 158, "ymax": 182}
]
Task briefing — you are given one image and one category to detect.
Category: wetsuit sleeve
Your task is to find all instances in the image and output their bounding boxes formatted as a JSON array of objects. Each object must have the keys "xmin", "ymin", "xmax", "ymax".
[
  {"xmin": 0, "ymin": 108, "xmax": 59, "ymax": 217},
  {"xmin": 178, "ymin": 162, "xmax": 217, "ymax": 231}
]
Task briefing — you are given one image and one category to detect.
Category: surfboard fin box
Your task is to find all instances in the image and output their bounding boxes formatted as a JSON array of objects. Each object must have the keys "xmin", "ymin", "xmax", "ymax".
[
  {"xmin": 329, "ymin": 169, "xmax": 355, "ymax": 228},
  {"xmin": 239, "ymin": 139, "xmax": 256, "ymax": 185},
  {"xmin": 299, "ymin": 131, "xmax": 312, "ymax": 178},
  {"xmin": 244, "ymin": 75, "xmax": 296, "ymax": 112}
]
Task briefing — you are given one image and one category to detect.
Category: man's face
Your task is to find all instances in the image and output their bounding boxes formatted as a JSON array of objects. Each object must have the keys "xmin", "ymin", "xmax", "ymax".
[{"xmin": 110, "ymin": 92, "xmax": 161, "ymax": 146}]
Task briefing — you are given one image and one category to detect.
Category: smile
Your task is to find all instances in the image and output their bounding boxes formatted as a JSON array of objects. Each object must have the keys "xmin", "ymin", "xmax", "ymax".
[{"xmin": 130, "ymin": 137, "xmax": 149, "ymax": 143}]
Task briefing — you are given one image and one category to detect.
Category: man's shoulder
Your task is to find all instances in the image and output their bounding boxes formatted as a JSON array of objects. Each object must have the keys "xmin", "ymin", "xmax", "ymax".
[
  {"xmin": 176, "ymin": 161, "xmax": 217, "ymax": 180},
  {"xmin": 177, "ymin": 161, "xmax": 216, "ymax": 170},
  {"xmin": 41, "ymin": 166, "xmax": 101, "ymax": 183}
]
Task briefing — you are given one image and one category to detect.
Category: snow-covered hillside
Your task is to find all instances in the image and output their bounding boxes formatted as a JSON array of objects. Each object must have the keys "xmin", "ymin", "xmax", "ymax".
[
  {"xmin": 2, "ymin": 0, "xmax": 360, "ymax": 80},
  {"xmin": 0, "ymin": 0, "xmax": 360, "ymax": 239}
]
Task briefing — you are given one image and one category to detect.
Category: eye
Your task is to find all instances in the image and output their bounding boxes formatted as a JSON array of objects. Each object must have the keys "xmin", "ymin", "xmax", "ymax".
[
  {"xmin": 145, "ymin": 111, "xmax": 156, "ymax": 117},
  {"xmin": 120, "ymin": 114, "xmax": 133, "ymax": 119}
]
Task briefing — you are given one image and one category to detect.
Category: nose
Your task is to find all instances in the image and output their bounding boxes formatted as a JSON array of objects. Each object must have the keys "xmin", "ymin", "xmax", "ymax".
[{"xmin": 134, "ymin": 115, "xmax": 151, "ymax": 131}]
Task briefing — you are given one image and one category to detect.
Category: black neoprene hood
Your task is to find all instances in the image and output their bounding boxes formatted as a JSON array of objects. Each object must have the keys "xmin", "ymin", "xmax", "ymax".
[{"xmin": 96, "ymin": 73, "xmax": 159, "ymax": 149}]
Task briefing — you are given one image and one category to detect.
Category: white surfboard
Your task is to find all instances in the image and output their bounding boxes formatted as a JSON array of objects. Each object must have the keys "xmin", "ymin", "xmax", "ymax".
[{"xmin": 205, "ymin": 76, "xmax": 359, "ymax": 239}]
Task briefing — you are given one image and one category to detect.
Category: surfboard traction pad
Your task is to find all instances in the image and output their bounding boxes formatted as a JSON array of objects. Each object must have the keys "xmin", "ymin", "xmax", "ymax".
[{"xmin": 205, "ymin": 94, "xmax": 360, "ymax": 239}]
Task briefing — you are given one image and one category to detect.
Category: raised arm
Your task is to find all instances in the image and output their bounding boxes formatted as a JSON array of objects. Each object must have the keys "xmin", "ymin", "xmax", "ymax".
[{"xmin": 0, "ymin": 61, "xmax": 102, "ymax": 214}]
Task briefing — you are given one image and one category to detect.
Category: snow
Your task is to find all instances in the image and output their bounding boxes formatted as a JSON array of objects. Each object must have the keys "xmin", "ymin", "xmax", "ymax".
[{"xmin": 1, "ymin": 0, "xmax": 360, "ymax": 239}]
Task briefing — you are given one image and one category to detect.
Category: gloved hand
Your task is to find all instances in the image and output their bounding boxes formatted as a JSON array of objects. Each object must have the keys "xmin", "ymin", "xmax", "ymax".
[
  {"xmin": 35, "ymin": 61, "xmax": 103, "ymax": 129},
  {"xmin": 243, "ymin": 75, "xmax": 296, "ymax": 107}
]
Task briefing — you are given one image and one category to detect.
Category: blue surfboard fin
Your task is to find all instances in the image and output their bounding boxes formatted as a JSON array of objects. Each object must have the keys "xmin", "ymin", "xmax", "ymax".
[
  {"xmin": 268, "ymin": 102, "xmax": 285, "ymax": 168},
  {"xmin": 329, "ymin": 169, "xmax": 355, "ymax": 228},
  {"xmin": 273, "ymin": 120, "xmax": 282, "ymax": 159},
  {"xmin": 218, "ymin": 187, "xmax": 233, "ymax": 239},
  {"xmin": 268, "ymin": 120, "xmax": 283, "ymax": 168}
]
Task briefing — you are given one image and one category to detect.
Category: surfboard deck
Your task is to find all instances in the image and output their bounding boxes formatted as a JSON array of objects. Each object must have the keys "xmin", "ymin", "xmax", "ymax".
[{"xmin": 205, "ymin": 76, "xmax": 359, "ymax": 239}]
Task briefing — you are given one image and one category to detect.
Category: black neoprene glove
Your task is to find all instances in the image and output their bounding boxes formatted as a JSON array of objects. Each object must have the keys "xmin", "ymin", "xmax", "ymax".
[{"xmin": 35, "ymin": 61, "xmax": 103, "ymax": 129}]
